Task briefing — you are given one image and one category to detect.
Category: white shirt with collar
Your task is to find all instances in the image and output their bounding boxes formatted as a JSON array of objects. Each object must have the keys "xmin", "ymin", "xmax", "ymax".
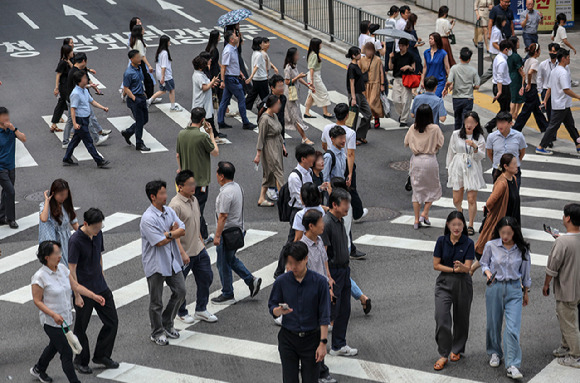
[
  {"xmin": 395, "ymin": 18, "xmax": 407, "ymax": 52},
  {"xmin": 549, "ymin": 65, "xmax": 572, "ymax": 110},
  {"xmin": 537, "ymin": 59, "xmax": 558, "ymax": 91},
  {"xmin": 287, "ymin": 164, "xmax": 313, "ymax": 208},
  {"xmin": 492, "ymin": 52, "xmax": 511, "ymax": 85},
  {"xmin": 31, "ymin": 264, "xmax": 74, "ymax": 328}
]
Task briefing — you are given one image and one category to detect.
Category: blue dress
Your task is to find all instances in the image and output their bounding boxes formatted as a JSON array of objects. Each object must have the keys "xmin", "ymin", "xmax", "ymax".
[
  {"xmin": 38, "ymin": 201, "xmax": 78, "ymax": 266},
  {"xmin": 424, "ymin": 48, "xmax": 448, "ymax": 97}
]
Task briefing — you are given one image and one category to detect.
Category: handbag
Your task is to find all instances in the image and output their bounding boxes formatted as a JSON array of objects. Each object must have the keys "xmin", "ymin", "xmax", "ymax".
[
  {"xmin": 345, "ymin": 105, "xmax": 359, "ymax": 129},
  {"xmin": 402, "ymin": 74, "xmax": 421, "ymax": 89},
  {"xmin": 379, "ymin": 91, "xmax": 390, "ymax": 117},
  {"xmin": 448, "ymin": 32, "xmax": 456, "ymax": 45},
  {"xmin": 62, "ymin": 320, "xmax": 82, "ymax": 355},
  {"xmin": 288, "ymin": 82, "xmax": 298, "ymax": 102},
  {"xmin": 221, "ymin": 186, "xmax": 245, "ymax": 251},
  {"xmin": 405, "ymin": 175, "xmax": 412, "ymax": 191},
  {"xmin": 479, "ymin": 206, "xmax": 489, "ymax": 233}
]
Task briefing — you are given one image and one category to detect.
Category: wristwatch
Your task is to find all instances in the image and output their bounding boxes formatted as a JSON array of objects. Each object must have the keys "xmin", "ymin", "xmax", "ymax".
[
  {"xmin": 320, "ymin": 339, "xmax": 328, "ymax": 344},
  {"xmin": 167, "ymin": 231, "xmax": 173, "ymax": 239}
]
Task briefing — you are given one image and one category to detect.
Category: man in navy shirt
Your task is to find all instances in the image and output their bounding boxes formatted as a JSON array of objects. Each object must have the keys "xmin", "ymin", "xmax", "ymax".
[
  {"xmin": 69, "ymin": 208, "xmax": 119, "ymax": 374},
  {"xmin": 488, "ymin": 0, "xmax": 514, "ymax": 39},
  {"xmin": 122, "ymin": 50, "xmax": 151, "ymax": 152},
  {"xmin": 0, "ymin": 107, "xmax": 27, "ymax": 229},
  {"xmin": 268, "ymin": 241, "xmax": 330, "ymax": 383}
]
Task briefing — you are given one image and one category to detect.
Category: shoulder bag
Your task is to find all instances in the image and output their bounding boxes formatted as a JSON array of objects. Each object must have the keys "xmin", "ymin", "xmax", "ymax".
[
  {"xmin": 221, "ymin": 185, "xmax": 246, "ymax": 251},
  {"xmin": 288, "ymin": 80, "xmax": 298, "ymax": 102}
]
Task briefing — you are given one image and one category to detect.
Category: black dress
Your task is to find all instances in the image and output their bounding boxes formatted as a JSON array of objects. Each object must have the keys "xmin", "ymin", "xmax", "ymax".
[{"xmin": 505, "ymin": 177, "xmax": 521, "ymax": 224}]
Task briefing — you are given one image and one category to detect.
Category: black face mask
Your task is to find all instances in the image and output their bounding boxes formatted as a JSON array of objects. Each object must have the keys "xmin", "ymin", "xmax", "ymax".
[{"xmin": 550, "ymin": 53, "xmax": 558, "ymax": 60}]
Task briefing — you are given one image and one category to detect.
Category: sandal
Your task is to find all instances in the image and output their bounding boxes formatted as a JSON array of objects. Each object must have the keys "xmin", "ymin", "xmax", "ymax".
[
  {"xmin": 301, "ymin": 138, "xmax": 314, "ymax": 145},
  {"xmin": 362, "ymin": 298, "xmax": 372, "ymax": 315},
  {"xmin": 258, "ymin": 200, "xmax": 274, "ymax": 207},
  {"xmin": 434, "ymin": 357, "xmax": 448, "ymax": 371},
  {"xmin": 323, "ymin": 114, "xmax": 335, "ymax": 119},
  {"xmin": 467, "ymin": 226, "xmax": 475, "ymax": 236},
  {"xmin": 450, "ymin": 353, "xmax": 461, "ymax": 362}
]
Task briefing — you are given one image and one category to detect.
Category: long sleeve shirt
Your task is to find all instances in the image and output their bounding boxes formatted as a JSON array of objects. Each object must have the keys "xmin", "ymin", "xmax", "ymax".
[{"xmin": 480, "ymin": 238, "xmax": 532, "ymax": 288}]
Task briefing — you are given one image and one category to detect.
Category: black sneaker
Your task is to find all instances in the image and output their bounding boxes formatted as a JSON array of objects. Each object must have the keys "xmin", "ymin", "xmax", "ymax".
[
  {"xmin": 121, "ymin": 130, "xmax": 133, "ymax": 145},
  {"xmin": 8, "ymin": 220, "xmax": 18, "ymax": 229},
  {"xmin": 249, "ymin": 277, "xmax": 262, "ymax": 298},
  {"xmin": 217, "ymin": 132, "xmax": 228, "ymax": 138},
  {"xmin": 219, "ymin": 123, "xmax": 233, "ymax": 129},
  {"xmin": 242, "ymin": 123, "xmax": 257, "ymax": 130},
  {"xmin": 350, "ymin": 249, "xmax": 367, "ymax": 260},
  {"xmin": 211, "ymin": 294, "xmax": 236, "ymax": 305},
  {"xmin": 399, "ymin": 122, "xmax": 407, "ymax": 127},
  {"xmin": 30, "ymin": 366, "xmax": 53, "ymax": 383},
  {"xmin": 73, "ymin": 363, "xmax": 93, "ymax": 374},
  {"xmin": 62, "ymin": 158, "xmax": 78, "ymax": 166},
  {"xmin": 97, "ymin": 159, "xmax": 111, "ymax": 168},
  {"xmin": 0, "ymin": 217, "xmax": 7, "ymax": 226},
  {"xmin": 92, "ymin": 356, "xmax": 119, "ymax": 369}
]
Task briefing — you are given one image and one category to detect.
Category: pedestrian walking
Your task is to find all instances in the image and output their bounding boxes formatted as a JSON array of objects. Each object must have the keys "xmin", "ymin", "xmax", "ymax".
[
  {"xmin": 268, "ymin": 74, "xmax": 291, "ymax": 154},
  {"xmin": 543, "ymin": 203, "xmax": 580, "ymax": 368},
  {"xmin": 385, "ymin": 6, "xmax": 399, "ymax": 56},
  {"xmin": 322, "ymin": 126, "xmax": 347, "ymax": 184},
  {"xmin": 30, "ymin": 241, "xmax": 106, "ymax": 383},
  {"xmin": 394, "ymin": 5, "xmax": 411, "ymax": 52},
  {"xmin": 62, "ymin": 71, "xmax": 110, "ymax": 168},
  {"xmin": 484, "ymin": 40, "xmax": 514, "ymax": 132},
  {"xmin": 513, "ymin": 43, "xmax": 548, "ymax": 133},
  {"xmin": 303, "ymin": 38, "xmax": 334, "ymax": 119},
  {"xmin": 538, "ymin": 43, "xmax": 560, "ymax": 126},
  {"xmin": 39, "ymin": 179, "xmax": 78, "ymax": 266},
  {"xmin": 389, "ymin": 38, "xmax": 415, "ymax": 127},
  {"xmin": 261, "ymin": 37, "xmax": 279, "ymax": 77},
  {"xmin": 552, "ymin": 13, "xmax": 577, "ymax": 55},
  {"xmin": 212, "ymin": 161, "xmax": 262, "ymax": 305},
  {"xmin": 480, "ymin": 15, "xmax": 506, "ymax": 85},
  {"xmin": 488, "ymin": 0, "xmax": 514, "ymax": 40},
  {"xmin": 268, "ymin": 241, "xmax": 330, "ymax": 383},
  {"xmin": 507, "ymin": 36, "xmax": 525, "ymax": 120},
  {"xmin": 537, "ymin": 48, "xmax": 580, "ymax": 155},
  {"xmin": 411, "ymin": 76, "xmax": 447, "ymax": 126},
  {"xmin": 140, "ymin": 180, "xmax": 187, "ymax": 346},
  {"xmin": 148, "ymin": 35, "xmax": 182, "ymax": 111},
  {"xmin": 404, "ymin": 104, "xmax": 444, "ymax": 230},
  {"xmin": 118, "ymin": 16, "xmax": 142, "ymax": 101},
  {"xmin": 191, "ymin": 55, "xmax": 225, "ymax": 143},
  {"xmin": 286, "ymin": 144, "xmax": 316, "ymax": 241},
  {"xmin": 217, "ymin": 31, "xmax": 256, "ymax": 131},
  {"xmin": 486, "ymin": 111, "xmax": 526, "ymax": 186},
  {"xmin": 205, "ymin": 30, "xmax": 222, "ymax": 105},
  {"xmin": 345, "ymin": 46, "xmax": 372, "ymax": 144},
  {"xmin": 122, "ymin": 50, "xmax": 151, "ymax": 152},
  {"xmin": 436, "ymin": 6, "xmax": 456, "ymax": 67},
  {"xmin": 170, "ymin": 170, "xmax": 217, "ymax": 324},
  {"xmin": 254, "ymin": 95, "xmax": 286, "ymax": 207},
  {"xmin": 129, "ymin": 25, "xmax": 155, "ymax": 99},
  {"xmin": 422, "ymin": 33, "xmax": 450, "ymax": 97},
  {"xmin": 433, "ymin": 211, "xmax": 474, "ymax": 371},
  {"xmin": 474, "ymin": 0, "xmax": 493, "ymax": 52},
  {"xmin": 69, "ymin": 208, "xmax": 119, "ymax": 374},
  {"xmin": 359, "ymin": 43, "xmax": 384, "ymax": 130},
  {"xmin": 0, "ymin": 107, "xmax": 26, "ymax": 229},
  {"xmin": 364, "ymin": 24, "xmax": 387, "ymax": 57},
  {"xmin": 404, "ymin": 14, "xmax": 425, "ymax": 77},
  {"xmin": 521, "ymin": 0, "xmax": 543, "ymax": 48},
  {"xmin": 481, "ymin": 217, "xmax": 531, "ymax": 380},
  {"xmin": 446, "ymin": 112, "xmax": 486, "ymax": 235},
  {"xmin": 245, "ymin": 37, "xmax": 270, "ymax": 112},
  {"xmin": 444, "ymin": 47, "xmax": 480, "ymax": 130},
  {"xmin": 50, "ymin": 44, "xmax": 73, "ymax": 132}
]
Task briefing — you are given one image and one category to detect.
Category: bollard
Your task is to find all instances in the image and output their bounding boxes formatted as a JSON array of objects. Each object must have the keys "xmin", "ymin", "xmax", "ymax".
[{"xmin": 478, "ymin": 41, "xmax": 484, "ymax": 76}]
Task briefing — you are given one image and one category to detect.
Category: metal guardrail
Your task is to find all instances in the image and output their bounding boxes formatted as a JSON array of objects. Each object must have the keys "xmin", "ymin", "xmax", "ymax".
[{"xmin": 244, "ymin": 0, "xmax": 386, "ymax": 46}]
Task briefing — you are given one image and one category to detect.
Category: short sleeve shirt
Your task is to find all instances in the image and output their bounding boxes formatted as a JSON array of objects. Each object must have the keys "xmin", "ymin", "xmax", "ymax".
[
  {"xmin": 489, "ymin": 26, "xmax": 503, "ymax": 55},
  {"xmin": 486, "ymin": 129, "xmax": 527, "ymax": 168},
  {"xmin": 176, "ymin": 126, "xmax": 215, "ymax": 187},
  {"xmin": 68, "ymin": 228, "xmax": 107, "ymax": 294},
  {"xmin": 521, "ymin": 10, "xmax": 542, "ymax": 34},
  {"xmin": 156, "ymin": 50, "xmax": 172, "ymax": 81},
  {"xmin": 347, "ymin": 63, "xmax": 365, "ymax": 94},
  {"xmin": 300, "ymin": 235, "xmax": 329, "ymax": 280},
  {"xmin": 191, "ymin": 71, "xmax": 213, "ymax": 118},
  {"xmin": 489, "ymin": 5, "xmax": 514, "ymax": 38},
  {"xmin": 55, "ymin": 60, "xmax": 70, "ymax": 88},
  {"xmin": 553, "ymin": 26, "xmax": 567, "ymax": 45},
  {"xmin": 169, "ymin": 194, "xmax": 205, "ymax": 257},
  {"xmin": 222, "ymin": 44, "xmax": 240, "ymax": 76},
  {"xmin": 0, "ymin": 127, "xmax": 16, "ymax": 171},
  {"xmin": 433, "ymin": 234, "xmax": 475, "ymax": 268},
  {"xmin": 307, "ymin": 52, "xmax": 321, "ymax": 71},
  {"xmin": 123, "ymin": 64, "xmax": 145, "ymax": 95},
  {"xmin": 523, "ymin": 57, "xmax": 539, "ymax": 85},
  {"xmin": 411, "ymin": 92, "xmax": 447, "ymax": 124},
  {"xmin": 322, "ymin": 124, "xmax": 356, "ymax": 151},
  {"xmin": 392, "ymin": 52, "xmax": 415, "ymax": 78},
  {"xmin": 251, "ymin": 51, "xmax": 268, "ymax": 81},
  {"xmin": 447, "ymin": 63, "xmax": 480, "ymax": 99},
  {"xmin": 550, "ymin": 65, "xmax": 572, "ymax": 110},
  {"xmin": 216, "ymin": 181, "xmax": 244, "ymax": 230},
  {"xmin": 70, "ymin": 85, "xmax": 93, "ymax": 118},
  {"xmin": 31, "ymin": 264, "xmax": 73, "ymax": 327},
  {"xmin": 292, "ymin": 205, "xmax": 326, "ymax": 232}
]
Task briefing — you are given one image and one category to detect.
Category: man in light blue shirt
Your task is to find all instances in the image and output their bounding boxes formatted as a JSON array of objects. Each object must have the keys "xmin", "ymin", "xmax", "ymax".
[
  {"xmin": 122, "ymin": 49, "xmax": 150, "ymax": 152},
  {"xmin": 322, "ymin": 126, "xmax": 347, "ymax": 183},
  {"xmin": 521, "ymin": 0, "xmax": 543, "ymax": 48},
  {"xmin": 140, "ymin": 180, "xmax": 187, "ymax": 346},
  {"xmin": 63, "ymin": 70, "xmax": 110, "ymax": 168},
  {"xmin": 217, "ymin": 31, "xmax": 256, "ymax": 131},
  {"xmin": 411, "ymin": 76, "xmax": 447, "ymax": 126}
]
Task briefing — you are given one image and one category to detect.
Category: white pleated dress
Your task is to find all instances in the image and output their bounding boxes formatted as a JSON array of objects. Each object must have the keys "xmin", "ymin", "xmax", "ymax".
[{"xmin": 446, "ymin": 131, "xmax": 487, "ymax": 191}]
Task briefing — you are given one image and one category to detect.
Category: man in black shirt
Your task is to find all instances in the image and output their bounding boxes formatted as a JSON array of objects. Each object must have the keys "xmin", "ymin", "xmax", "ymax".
[
  {"xmin": 389, "ymin": 38, "xmax": 415, "ymax": 127},
  {"xmin": 346, "ymin": 47, "xmax": 372, "ymax": 143}
]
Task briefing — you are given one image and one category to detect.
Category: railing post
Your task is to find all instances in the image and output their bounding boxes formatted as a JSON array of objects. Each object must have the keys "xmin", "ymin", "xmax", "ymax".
[
  {"xmin": 478, "ymin": 41, "xmax": 484, "ymax": 76},
  {"xmin": 280, "ymin": 0, "xmax": 285, "ymax": 20},
  {"xmin": 358, "ymin": 8, "xmax": 362, "ymax": 46},
  {"xmin": 328, "ymin": 0, "xmax": 335, "ymax": 42},
  {"xmin": 303, "ymin": 0, "xmax": 309, "ymax": 30},
  {"xmin": 258, "ymin": 0, "xmax": 263, "ymax": 10}
]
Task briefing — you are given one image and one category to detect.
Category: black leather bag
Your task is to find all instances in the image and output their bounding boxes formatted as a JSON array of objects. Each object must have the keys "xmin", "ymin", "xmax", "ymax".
[
  {"xmin": 479, "ymin": 206, "xmax": 489, "ymax": 233},
  {"xmin": 222, "ymin": 227, "xmax": 245, "ymax": 251},
  {"xmin": 405, "ymin": 176, "xmax": 412, "ymax": 191}
]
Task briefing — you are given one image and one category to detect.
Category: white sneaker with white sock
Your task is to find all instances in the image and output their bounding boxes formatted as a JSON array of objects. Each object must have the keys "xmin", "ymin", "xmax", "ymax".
[{"xmin": 329, "ymin": 345, "xmax": 358, "ymax": 357}]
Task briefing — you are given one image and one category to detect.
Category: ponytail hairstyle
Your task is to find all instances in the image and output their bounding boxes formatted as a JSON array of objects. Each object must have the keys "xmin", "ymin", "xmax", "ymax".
[
  {"xmin": 525, "ymin": 42, "xmax": 539, "ymax": 57},
  {"xmin": 258, "ymin": 94, "xmax": 280, "ymax": 121},
  {"xmin": 155, "ymin": 35, "xmax": 171, "ymax": 63},
  {"xmin": 130, "ymin": 24, "xmax": 146, "ymax": 49},
  {"xmin": 492, "ymin": 216, "xmax": 530, "ymax": 261},
  {"xmin": 553, "ymin": 13, "xmax": 567, "ymax": 37},
  {"xmin": 388, "ymin": 5, "xmax": 399, "ymax": 17},
  {"xmin": 345, "ymin": 46, "xmax": 361, "ymax": 60},
  {"xmin": 60, "ymin": 44, "xmax": 73, "ymax": 61}
]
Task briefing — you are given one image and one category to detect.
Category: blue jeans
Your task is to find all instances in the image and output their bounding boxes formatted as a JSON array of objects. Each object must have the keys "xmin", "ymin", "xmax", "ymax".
[
  {"xmin": 522, "ymin": 32, "xmax": 538, "ymax": 48},
  {"xmin": 216, "ymin": 242, "xmax": 253, "ymax": 298},
  {"xmin": 217, "ymin": 76, "xmax": 250, "ymax": 126},
  {"xmin": 63, "ymin": 116, "xmax": 104, "ymax": 164},
  {"xmin": 178, "ymin": 248, "xmax": 214, "ymax": 316},
  {"xmin": 126, "ymin": 95, "xmax": 148, "ymax": 146},
  {"xmin": 452, "ymin": 98, "xmax": 474, "ymax": 131},
  {"xmin": 350, "ymin": 278, "xmax": 363, "ymax": 300},
  {"xmin": 486, "ymin": 280, "xmax": 523, "ymax": 368},
  {"xmin": 63, "ymin": 102, "xmax": 101, "ymax": 145}
]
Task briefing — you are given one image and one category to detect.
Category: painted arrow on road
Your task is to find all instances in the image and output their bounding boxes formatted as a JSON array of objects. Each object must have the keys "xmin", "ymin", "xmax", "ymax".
[
  {"xmin": 63, "ymin": 5, "xmax": 98, "ymax": 30},
  {"xmin": 156, "ymin": 0, "xmax": 200, "ymax": 23}
]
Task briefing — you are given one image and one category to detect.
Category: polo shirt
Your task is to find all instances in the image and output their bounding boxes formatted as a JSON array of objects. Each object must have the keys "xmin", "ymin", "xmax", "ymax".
[
  {"xmin": 222, "ymin": 44, "xmax": 240, "ymax": 76},
  {"xmin": 433, "ymin": 234, "xmax": 475, "ymax": 268},
  {"xmin": 545, "ymin": 233, "xmax": 580, "ymax": 302},
  {"xmin": 287, "ymin": 164, "xmax": 313, "ymax": 209},
  {"xmin": 176, "ymin": 126, "xmax": 215, "ymax": 187},
  {"xmin": 70, "ymin": 85, "xmax": 93, "ymax": 118},
  {"xmin": 268, "ymin": 269, "xmax": 331, "ymax": 332},
  {"xmin": 492, "ymin": 52, "xmax": 511, "ymax": 85},
  {"xmin": 68, "ymin": 227, "xmax": 107, "ymax": 294},
  {"xmin": 486, "ymin": 128, "xmax": 527, "ymax": 168},
  {"xmin": 322, "ymin": 124, "xmax": 356, "ymax": 151},
  {"xmin": 140, "ymin": 205, "xmax": 185, "ymax": 278},
  {"xmin": 0, "ymin": 127, "xmax": 16, "ymax": 171},
  {"xmin": 489, "ymin": 5, "xmax": 514, "ymax": 38},
  {"xmin": 301, "ymin": 235, "xmax": 329, "ymax": 280},
  {"xmin": 215, "ymin": 181, "xmax": 244, "ymax": 231},
  {"xmin": 168, "ymin": 193, "xmax": 205, "ymax": 257},
  {"xmin": 322, "ymin": 144, "xmax": 347, "ymax": 183},
  {"xmin": 549, "ymin": 65, "xmax": 572, "ymax": 110},
  {"xmin": 447, "ymin": 63, "xmax": 480, "ymax": 99},
  {"xmin": 411, "ymin": 92, "xmax": 447, "ymax": 124},
  {"xmin": 321, "ymin": 211, "xmax": 350, "ymax": 268},
  {"xmin": 123, "ymin": 64, "xmax": 145, "ymax": 95},
  {"xmin": 31, "ymin": 264, "xmax": 73, "ymax": 327},
  {"xmin": 521, "ymin": 9, "xmax": 542, "ymax": 34}
]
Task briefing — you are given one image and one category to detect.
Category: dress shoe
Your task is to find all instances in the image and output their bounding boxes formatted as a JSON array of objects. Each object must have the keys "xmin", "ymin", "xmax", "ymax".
[
  {"xmin": 8, "ymin": 220, "xmax": 18, "ymax": 229},
  {"xmin": 136, "ymin": 144, "xmax": 151, "ymax": 152},
  {"xmin": 73, "ymin": 363, "xmax": 93, "ymax": 374},
  {"xmin": 242, "ymin": 123, "xmax": 257, "ymax": 130},
  {"xmin": 350, "ymin": 249, "xmax": 366, "ymax": 259},
  {"xmin": 62, "ymin": 158, "xmax": 79, "ymax": 166},
  {"xmin": 97, "ymin": 160, "xmax": 111, "ymax": 168},
  {"xmin": 121, "ymin": 130, "xmax": 132, "ymax": 145},
  {"xmin": 219, "ymin": 123, "xmax": 233, "ymax": 129},
  {"xmin": 217, "ymin": 132, "xmax": 228, "ymax": 138},
  {"xmin": 92, "ymin": 356, "xmax": 119, "ymax": 369}
]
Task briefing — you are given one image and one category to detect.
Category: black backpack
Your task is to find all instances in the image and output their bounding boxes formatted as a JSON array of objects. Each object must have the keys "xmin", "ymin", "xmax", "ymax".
[
  {"xmin": 277, "ymin": 169, "xmax": 302, "ymax": 222},
  {"xmin": 325, "ymin": 150, "xmax": 348, "ymax": 179}
]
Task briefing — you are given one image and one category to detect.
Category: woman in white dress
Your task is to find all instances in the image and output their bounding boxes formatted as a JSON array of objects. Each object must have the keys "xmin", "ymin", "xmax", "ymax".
[
  {"xmin": 446, "ymin": 111, "xmax": 486, "ymax": 236},
  {"xmin": 303, "ymin": 38, "xmax": 334, "ymax": 119}
]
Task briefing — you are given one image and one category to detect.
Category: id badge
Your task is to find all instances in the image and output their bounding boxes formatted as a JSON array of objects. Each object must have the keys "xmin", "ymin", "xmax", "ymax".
[
  {"xmin": 201, "ymin": 186, "xmax": 207, "ymax": 193},
  {"xmin": 466, "ymin": 158, "xmax": 472, "ymax": 168}
]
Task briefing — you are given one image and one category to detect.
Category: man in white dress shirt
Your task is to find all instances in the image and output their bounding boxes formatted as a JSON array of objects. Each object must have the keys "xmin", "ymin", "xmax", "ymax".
[
  {"xmin": 538, "ymin": 43, "xmax": 560, "ymax": 126},
  {"xmin": 394, "ymin": 5, "xmax": 411, "ymax": 52},
  {"xmin": 484, "ymin": 40, "xmax": 512, "ymax": 133}
]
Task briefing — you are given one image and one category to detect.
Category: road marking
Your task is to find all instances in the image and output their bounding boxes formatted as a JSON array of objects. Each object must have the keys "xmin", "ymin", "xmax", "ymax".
[
  {"xmin": 63, "ymin": 5, "xmax": 98, "ymax": 30},
  {"xmin": 157, "ymin": 0, "xmax": 201, "ymax": 23},
  {"xmin": 105, "ymin": 0, "xmax": 117, "ymax": 4},
  {"xmin": 528, "ymin": 359, "xmax": 580, "ymax": 383},
  {"xmin": 482, "ymin": 184, "xmax": 580, "ymax": 202},
  {"xmin": 353, "ymin": 234, "xmax": 548, "ymax": 267},
  {"xmin": 108, "ymin": 116, "xmax": 168, "ymax": 153},
  {"xmin": 484, "ymin": 168, "xmax": 580, "ymax": 183},
  {"xmin": 89, "ymin": 75, "xmax": 107, "ymax": 89},
  {"xmin": 298, "ymin": 105, "xmax": 331, "ymax": 132},
  {"xmin": 391, "ymin": 215, "xmax": 555, "ymax": 243},
  {"xmin": 42, "ymin": 115, "xmax": 105, "ymax": 162},
  {"xmin": 171, "ymin": 330, "xmax": 482, "ymax": 383},
  {"xmin": 109, "ymin": 229, "xmax": 277, "ymax": 313},
  {"xmin": 97, "ymin": 362, "xmax": 228, "ymax": 383},
  {"xmin": 15, "ymin": 139, "xmax": 37, "ymax": 168},
  {"xmin": 17, "ymin": 12, "xmax": 39, "ymax": 29},
  {"xmin": 432, "ymin": 197, "xmax": 564, "ymax": 221},
  {"xmin": 0, "ymin": 211, "xmax": 55, "ymax": 241},
  {"xmin": 523, "ymin": 153, "xmax": 580, "ymax": 167}
]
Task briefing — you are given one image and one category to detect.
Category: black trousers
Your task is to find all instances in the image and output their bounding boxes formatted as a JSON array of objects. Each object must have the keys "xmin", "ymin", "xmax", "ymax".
[
  {"xmin": 0, "ymin": 168, "xmax": 16, "ymax": 222},
  {"xmin": 486, "ymin": 84, "xmax": 511, "ymax": 131},
  {"xmin": 540, "ymin": 108, "xmax": 580, "ymax": 149},
  {"xmin": 349, "ymin": 164, "xmax": 364, "ymax": 220},
  {"xmin": 329, "ymin": 266, "xmax": 351, "ymax": 350},
  {"xmin": 245, "ymin": 79, "xmax": 269, "ymax": 112},
  {"xmin": 195, "ymin": 186, "xmax": 209, "ymax": 240},
  {"xmin": 73, "ymin": 288, "xmax": 118, "ymax": 366},
  {"xmin": 51, "ymin": 89, "xmax": 68, "ymax": 124},
  {"xmin": 513, "ymin": 84, "xmax": 548, "ymax": 133},
  {"xmin": 278, "ymin": 327, "xmax": 320, "ymax": 383},
  {"xmin": 36, "ymin": 324, "xmax": 80, "ymax": 383}
]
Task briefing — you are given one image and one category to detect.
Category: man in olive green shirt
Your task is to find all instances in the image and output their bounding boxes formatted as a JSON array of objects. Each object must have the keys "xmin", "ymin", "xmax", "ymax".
[{"xmin": 176, "ymin": 107, "xmax": 219, "ymax": 241}]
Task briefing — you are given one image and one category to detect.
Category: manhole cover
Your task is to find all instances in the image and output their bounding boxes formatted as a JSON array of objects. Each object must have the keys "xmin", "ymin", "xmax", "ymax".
[
  {"xmin": 24, "ymin": 191, "xmax": 46, "ymax": 202},
  {"xmin": 362, "ymin": 207, "xmax": 400, "ymax": 222},
  {"xmin": 389, "ymin": 161, "xmax": 409, "ymax": 172}
]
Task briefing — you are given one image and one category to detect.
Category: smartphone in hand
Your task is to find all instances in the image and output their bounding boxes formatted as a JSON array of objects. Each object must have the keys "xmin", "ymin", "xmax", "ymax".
[
  {"xmin": 543, "ymin": 224, "xmax": 560, "ymax": 238},
  {"xmin": 487, "ymin": 271, "xmax": 497, "ymax": 286}
]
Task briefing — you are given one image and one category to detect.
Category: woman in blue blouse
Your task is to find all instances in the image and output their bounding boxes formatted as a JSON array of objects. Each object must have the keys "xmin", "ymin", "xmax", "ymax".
[
  {"xmin": 422, "ymin": 32, "xmax": 450, "ymax": 97},
  {"xmin": 432, "ymin": 211, "xmax": 474, "ymax": 371},
  {"xmin": 480, "ymin": 217, "xmax": 531, "ymax": 380}
]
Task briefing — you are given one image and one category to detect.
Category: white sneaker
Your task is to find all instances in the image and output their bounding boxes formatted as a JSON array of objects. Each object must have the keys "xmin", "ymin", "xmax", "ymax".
[
  {"xmin": 177, "ymin": 314, "xmax": 195, "ymax": 324},
  {"xmin": 62, "ymin": 143, "xmax": 69, "ymax": 149},
  {"xmin": 100, "ymin": 129, "xmax": 112, "ymax": 136},
  {"xmin": 274, "ymin": 316, "xmax": 283, "ymax": 326},
  {"xmin": 553, "ymin": 346, "xmax": 570, "ymax": 357},
  {"xmin": 170, "ymin": 105, "xmax": 183, "ymax": 112},
  {"xmin": 506, "ymin": 366, "xmax": 523, "ymax": 379},
  {"xmin": 489, "ymin": 353, "xmax": 501, "ymax": 368},
  {"xmin": 215, "ymin": 137, "xmax": 226, "ymax": 145},
  {"xmin": 226, "ymin": 111, "xmax": 239, "ymax": 117},
  {"xmin": 557, "ymin": 356, "xmax": 580, "ymax": 368},
  {"xmin": 354, "ymin": 208, "xmax": 368, "ymax": 222},
  {"xmin": 146, "ymin": 99, "xmax": 152, "ymax": 108},
  {"xmin": 329, "ymin": 345, "xmax": 358, "ymax": 357},
  {"xmin": 95, "ymin": 135, "xmax": 109, "ymax": 146},
  {"xmin": 152, "ymin": 97, "xmax": 163, "ymax": 104},
  {"xmin": 194, "ymin": 310, "xmax": 218, "ymax": 323}
]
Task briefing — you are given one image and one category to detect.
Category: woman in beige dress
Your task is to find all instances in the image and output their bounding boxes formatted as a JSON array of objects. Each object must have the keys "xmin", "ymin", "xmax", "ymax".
[
  {"xmin": 404, "ymin": 104, "xmax": 445, "ymax": 229},
  {"xmin": 359, "ymin": 42, "xmax": 385, "ymax": 129},
  {"xmin": 303, "ymin": 38, "xmax": 334, "ymax": 119},
  {"xmin": 254, "ymin": 95, "xmax": 286, "ymax": 206},
  {"xmin": 474, "ymin": 0, "xmax": 493, "ymax": 51}
]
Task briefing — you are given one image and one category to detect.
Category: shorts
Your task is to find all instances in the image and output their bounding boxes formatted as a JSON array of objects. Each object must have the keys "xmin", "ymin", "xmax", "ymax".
[{"xmin": 160, "ymin": 78, "xmax": 175, "ymax": 92}]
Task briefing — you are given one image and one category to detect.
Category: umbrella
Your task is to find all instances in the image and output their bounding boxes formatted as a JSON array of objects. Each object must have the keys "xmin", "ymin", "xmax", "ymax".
[
  {"xmin": 218, "ymin": 9, "xmax": 252, "ymax": 27},
  {"xmin": 372, "ymin": 28, "xmax": 416, "ymax": 42}
]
